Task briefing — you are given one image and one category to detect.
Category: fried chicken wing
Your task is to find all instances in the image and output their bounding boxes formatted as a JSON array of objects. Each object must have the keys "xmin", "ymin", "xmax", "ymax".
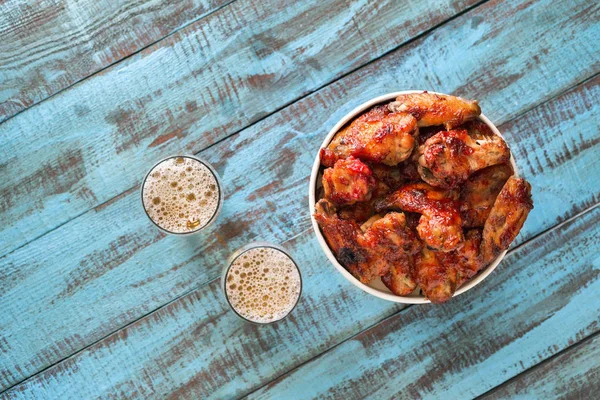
[
  {"xmin": 388, "ymin": 92, "xmax": 481, "ymax": 129},
  {"xmin": 374, "ymin": 183, "xmax": 463, "ymax": 252},
  {"xmin": 364, "ymin": 212, "xmax": 421, "ymax": 295},
  {"xmin": 320, "ymin": 106, "xmax": 418, "ymax": 167},
  {"xmin": 482, "ymin": 176, "xmax": 533, "ymax": 264},
  {"xmin": 414, "ymin": 247, "xmax": 458, "ymax": 303},
  {"xmin": 382, "ymin": 255, "xmax": 417, "ymax": 296},
  {"xmin": 413, "ymin": 229, "xmax": 485, "ymax": 303},
  {"xmin": 322, "ymin": 156, "xmax": 376, "ymax": 205},
  {"xmin": 314, "ymin": 200, "xmax": 420, "ymax": 285},
  {"xmin": 417, "ymin": 128, "xmax": 510, "ymax": 188},
  {"xmin": 417, "ymin": 213, "xmax": 464, "ymax": 253},
  {"xmin": 315, "ymin": 92, "xmax": 533, "ymax": 304},
  {"xmin": 452, "ymin": 229, "xmax": 484, "ymax": 286},
  {"xmin": 314, "ymin": 200, "xmax": 376, "ymax": 283},
  {"xmin": 460, "ymin": 164, "xmax": 513, "ymax": 228}
]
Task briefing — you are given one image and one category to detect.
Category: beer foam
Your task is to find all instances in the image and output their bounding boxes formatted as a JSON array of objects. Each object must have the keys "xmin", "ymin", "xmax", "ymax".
[
  {"xmin": 225, "ymin": 247, "xmax": 301, "ymax": 323},
  {"xmin": 142, "ymin": 156, "xmax": 220, "ymax": 233}
]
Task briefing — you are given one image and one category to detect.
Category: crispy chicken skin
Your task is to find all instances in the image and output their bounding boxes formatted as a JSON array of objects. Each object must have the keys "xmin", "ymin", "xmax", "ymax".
[
  {"xmin": 417, "ymin": 128, "xmax": 510, "ymax": 188},
  {"xmin": 314, "ymin": 93, "xmax": 533, "ymax": 304},
  {"xmin": 419, "ymin": 176, "xmax": 532, "ymax": 302},
  {"xmin": 449, "ymin": 229, "xmax": 484, "ymax": 287},
  {"xmin": 322, "ymin": 156, "xmax": 376, "ymax": 205},
  {"xmin": 481, "ymin": 176, "xmax": 533, "ymax": 264},
  {"xmin": 456, "ymin": 230, "xmax": 484, "ymax": 286},
  {"xmin": 314, "ymin": 200, "xmax": 420, "ymax": 285},
  {"xmin": 314, "ymin": 200, "xmax": 375, "ymax": 283},
  {"xmin": 364, "ymin": 212, "xmax": 421, "ymax": 295},
  {"xmin": 460, "ymin": 164, "xmax": 513, "ymax": 228},
  {"xmin": 418, "ymin": 230, "xmax": 483, "ymax": 303},
  {"xmin": 382, "ymin": 255, "xmax": 417, "ymax": 296},
  {"xmin": 414, "ymin": 247, "xmax": 458, "ymax": 304},
  {"xmin": 374, "ymin": 183, "xmax": 464, "ymax": 252},
  {"xmin": 320, "ymin": 105, "xmax": 418, "ymax": 167},
  {"xmin": 388, "ymin": 92, "xmax": 481, "ymax": 129},
  {"xmin": 417, "ymin": 125, "xmax": 446, "ymax": 145}
]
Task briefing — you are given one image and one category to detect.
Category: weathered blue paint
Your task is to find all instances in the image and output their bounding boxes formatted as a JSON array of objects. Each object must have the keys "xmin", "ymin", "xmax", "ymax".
[
  {"xmin": 247, "ymin": 205, "xmax": 600, "ymax": 400},
  {"xmin": 0, "ymin": 0, "xmax": 230, "ymax": 121},
  {"xmin": 1, "ymin": 30, "xmax": 599, "ymax": 396},
  {"xmin": 0, "ymin": 0, "xmax": 480, "ymax": 257},
  {"xmin": 3, "ymin": 200, "xmax": 600, "ymax": 399},
  {"xmin": 483, "ymin": 334, "xmax": 600, "ymax": 399},
  {"xmin": 0, "ymin": 0, "xmax": 598, "ymax": 397},
  {"xmin": 1, "ymin": 231, "xmax": 405, "ymax": 399}
]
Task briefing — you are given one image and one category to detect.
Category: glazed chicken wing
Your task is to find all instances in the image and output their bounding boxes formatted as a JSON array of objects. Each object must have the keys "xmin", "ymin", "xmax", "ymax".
[
  {"xmin": 388, "ymin": 92, "xmax": 481, "ymax": 129},
  {"xmin": 451, "ymin": 229, "xmax": 484, "ymax": 286},
  {"xmin": 374, "ymin": 183, "xmax": 464, "ymax": 252},
  {"xmin": 460, "ymin": 164, "xmax": 513, "ymax": 228},
  {"xmin": 382, "ymin": 255, "xmax": 417, "ymax": 296},
  {"xmin": 314, "ymin": 200, "xmax": 420, "ymax": 285},
  {"xmin": 314, "ymin": 200, "xmax": 376, "ymax": 282},
  {"xmin": 363, "ymin": 212, "xmax": 421, "ymax": 295},
  {"xmin": 482, "ymin": 176, "xmax": 533, "ymax": 264},
  {"xmin": 418, "ymin": 229, "xmax": 483, "ymax": 303},
  {"xmin": 320, "ymin": 105, "xmax": 418, "ymax": 167},
  {"xmin": 415, "ymin": 177, "xmax": 532, "ymax": 303},
  {"xmin": 322, "ymin": 156, "xmax": 376, "ymax": 205},
  {"xmin": 414, "ymin": 247, "xmax": 459, "ymax": 304},
  {"xmin": 417, "ymin": 128, "xmax": 510, "ymax": 188}
]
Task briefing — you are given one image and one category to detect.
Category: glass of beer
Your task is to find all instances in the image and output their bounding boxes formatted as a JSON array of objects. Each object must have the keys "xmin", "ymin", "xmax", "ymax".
[
  {"xmin": 222, "ymin": 242, "xmax": 302, "ymax": 324},
  {"xmin": 141, "ymin": 155, "xmax": 223, "ymax": 235}
]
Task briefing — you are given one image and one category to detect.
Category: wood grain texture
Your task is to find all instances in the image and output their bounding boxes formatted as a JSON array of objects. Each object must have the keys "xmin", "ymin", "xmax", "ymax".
[
  {"xmin": 1, "ymin": 231, "xmax": 405, "ymax": 399},
  {"xmin": 482, "ymin": 333, "xmax": 600, "ymax": 399},
  {"xmin": 1, "ymin": 0, "xmax": 599, "ymax": 390},
  {"xmin": 0, "ymin": 0, "xmax": 231, "ymax": 122},
  {"xmin": 248, "ymin": 205, "xmax": 600, "ymax": 400},
  {"xmin": 4, "ymin": 202, "xmax": 600, "ymax": 399},
  {"xmin": 0, "ymin": 0, "xmax": 480, "ymax": 257}
]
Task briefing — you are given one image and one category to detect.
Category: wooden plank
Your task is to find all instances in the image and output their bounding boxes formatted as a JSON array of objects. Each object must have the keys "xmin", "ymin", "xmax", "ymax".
[
  {"xmin": 4, "ymin": 202, "xmax": 600, "ymax": 399},
  {"xmin": 502, "ymin": 74, "xmax": 600, "ymax": 243},
  {"xmin": 0, "ymin": 0, "xmax": 231, "ymax": 122},
  {"xmin": 1, "ymin": 0, "xmax": 599, "ymax": 390},
  {"xmin": 481, "ymin": 333, "xmax": 600, "ymax": 399},
  {"xmin": 0, "ymin": 0, "xmax": 481, "ymax": 257},
  {"xmin": 247, "ymin": 205, "xmax": 600, "ymax": 400},
  {"xmin": 1, "ymin": 231, "xmax": 405, "ymax": 399}
]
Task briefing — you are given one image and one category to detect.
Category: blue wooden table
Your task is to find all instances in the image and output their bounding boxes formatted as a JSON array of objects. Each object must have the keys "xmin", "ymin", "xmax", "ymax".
[{"xmin": 1, "ymin": 0, "xmax": 599, "ymax": 398}]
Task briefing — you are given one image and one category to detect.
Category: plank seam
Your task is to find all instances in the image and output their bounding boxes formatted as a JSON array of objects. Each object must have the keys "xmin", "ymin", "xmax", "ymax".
[
  {"xmin": 240, "ymin": 202, "xmax": 600, "ymax": 399},
  {"xmin": 3, "ymin": 64, "xmax": 598, "ymax": 261},
  {"xmin": 475, "ymin": 328, "xmax": 600, "ymax": 399},
  {"xmin": 0, "ymin": 275, "xmax": 219, "ymax": 396},
  {"xmin": 1, "ymin": 67, "xmax": 599, "ymax": 395},
  {"xmin": 2, "ymin": 6, "xmax": 600, "ymax": 394},
  {"xmin": 0, "ymin": 0, "xmax": 238, "ymax": 126},
  {"xmin": 2, "ymin": 62, "xmax": 599, "ymax": 396},
  {"xmin": 0, "ymin": 0, "xmax": 491, "ymax": 259},
  {"xmin": 4, "ymin": 200, "xmax": 599, "ymax": 397}
]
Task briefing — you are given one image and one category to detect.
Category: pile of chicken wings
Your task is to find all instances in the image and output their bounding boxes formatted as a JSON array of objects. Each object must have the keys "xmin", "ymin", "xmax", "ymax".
[{"xmin": 314, "ymin": 92, "xmax": 533, "ymax": 303}]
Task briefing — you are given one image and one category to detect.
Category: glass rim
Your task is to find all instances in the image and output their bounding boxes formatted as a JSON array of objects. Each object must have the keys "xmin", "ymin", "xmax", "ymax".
[
  {"xmin": 222, "ymin": 241, "xmax": 303, "ymax": 325},
  {"xmin": 140, "ymin": 154, "xmax": 223, "ymax": 236}
]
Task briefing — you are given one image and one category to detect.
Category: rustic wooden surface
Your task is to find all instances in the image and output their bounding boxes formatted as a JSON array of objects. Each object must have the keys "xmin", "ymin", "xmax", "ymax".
[{"xmin": 0, "ymin": 0, "xmax": 598, "ymax": 398}]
